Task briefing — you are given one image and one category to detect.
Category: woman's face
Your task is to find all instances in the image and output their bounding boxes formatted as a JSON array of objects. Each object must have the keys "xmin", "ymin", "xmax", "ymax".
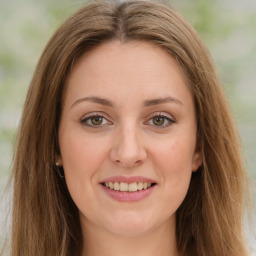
[{"xmin": 58, "ymin": 40, "xmax": 202, "ymax": 237}]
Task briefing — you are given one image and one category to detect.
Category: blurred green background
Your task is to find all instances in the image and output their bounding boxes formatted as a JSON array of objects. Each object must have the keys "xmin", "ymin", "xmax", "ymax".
[
  {"xmin": 0, "ymin": 0, "xmax": 256, "ymax": 252},
  {"xmin": 2, "ymin": 0, "xmax": 256, "ymax": 191}
]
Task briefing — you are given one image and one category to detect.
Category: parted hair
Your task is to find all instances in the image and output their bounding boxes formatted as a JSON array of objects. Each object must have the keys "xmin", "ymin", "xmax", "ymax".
[{"xmin": 10, "ymin": 1, "xmax": 249, "ymax": 255}]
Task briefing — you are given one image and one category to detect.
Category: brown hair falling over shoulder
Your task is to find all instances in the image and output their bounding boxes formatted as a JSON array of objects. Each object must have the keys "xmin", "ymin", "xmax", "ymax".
[{"xmin": 10, "ymin": 1, "xmax": 250, "ymax": 255}]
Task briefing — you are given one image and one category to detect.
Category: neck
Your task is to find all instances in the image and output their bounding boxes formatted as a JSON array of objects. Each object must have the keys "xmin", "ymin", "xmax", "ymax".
[{"xmin": 80, "ymin": 216, "xmax": 180, "ymax": 256}]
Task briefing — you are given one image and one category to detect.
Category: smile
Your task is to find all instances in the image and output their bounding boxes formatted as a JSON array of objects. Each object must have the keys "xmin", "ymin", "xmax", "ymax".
[
  {"xmin": 103, "ymin": 182, "xmax": 154, "ymax": 192},
  {"xmin": 100, "ymin": 176, "xmax": 157, "ymax": 202}
]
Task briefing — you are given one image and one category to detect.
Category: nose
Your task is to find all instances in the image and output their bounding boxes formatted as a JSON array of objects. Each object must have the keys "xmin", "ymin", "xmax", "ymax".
[{"xmin": 109, "ymin": 124, "xmax": 147, "ymax": 168}]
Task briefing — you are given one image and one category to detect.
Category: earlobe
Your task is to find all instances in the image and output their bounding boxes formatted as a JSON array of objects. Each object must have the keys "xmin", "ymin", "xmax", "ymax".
[
  {"xmin": 55, "ymin": 155, "xmax": 63, "ymax": 167},
  {"xmin": 192, "ymin": 151, "xmax": 202, "ymax": 172}
]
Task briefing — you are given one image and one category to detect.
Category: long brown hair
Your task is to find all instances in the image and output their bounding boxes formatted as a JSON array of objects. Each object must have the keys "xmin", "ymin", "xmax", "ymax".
[{"xmin": 10, "ymin": 1, "xmax": 250, "ymax": 255}]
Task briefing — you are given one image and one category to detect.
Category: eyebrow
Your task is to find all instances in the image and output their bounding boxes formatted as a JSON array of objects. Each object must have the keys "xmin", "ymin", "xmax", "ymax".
[
  {"xmin": 71, "ymin": 96, "xmax": 115, "ymax": 108},
  {"xmin": 71, "ymin": 96, "xmax": 183, "ymax": 109},
  {"xmin": 143, "ymin": 97, "xmax": 183, "ymax": 106}
]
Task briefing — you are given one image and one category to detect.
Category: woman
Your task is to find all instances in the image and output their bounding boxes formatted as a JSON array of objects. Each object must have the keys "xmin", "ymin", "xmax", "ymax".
[{"xmin": 10, "ymin": 0, "xmax": 250, "ymax": 255}]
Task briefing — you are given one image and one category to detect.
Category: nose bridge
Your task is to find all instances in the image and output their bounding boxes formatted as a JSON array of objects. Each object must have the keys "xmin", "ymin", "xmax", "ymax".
[{"xmin": 110, "ymin": 120, "xmax": 147, "ymax": 167}]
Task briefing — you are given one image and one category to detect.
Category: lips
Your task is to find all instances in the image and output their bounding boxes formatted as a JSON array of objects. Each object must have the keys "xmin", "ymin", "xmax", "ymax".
[{"xmin": 100, "ymin": 176, "xmax": 157, "ymax": 202}]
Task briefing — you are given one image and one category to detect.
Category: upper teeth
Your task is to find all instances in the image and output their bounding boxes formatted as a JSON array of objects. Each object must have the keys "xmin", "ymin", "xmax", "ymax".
[{"xmin": 105, "ymin": 182, "xmax": 152, "ymax": 192}]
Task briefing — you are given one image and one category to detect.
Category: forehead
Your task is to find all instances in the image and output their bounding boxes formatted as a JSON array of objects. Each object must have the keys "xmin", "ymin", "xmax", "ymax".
[{"xmin": 63, "ymin": 40, "xmax": 192, "ymax": 108}]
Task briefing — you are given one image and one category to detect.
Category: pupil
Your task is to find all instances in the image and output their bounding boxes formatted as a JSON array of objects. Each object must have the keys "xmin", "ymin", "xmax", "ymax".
[
  {"xmin": 153, "ymin": 116, "xmax": 164, "ymax": 126},
  {"xmin": 92, "ymin": 116, "xmax": 102, "ymax": 125}
]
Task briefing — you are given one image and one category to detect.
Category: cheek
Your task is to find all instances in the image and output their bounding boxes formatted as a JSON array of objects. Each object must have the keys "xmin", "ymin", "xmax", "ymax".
[
  {"xmin": 58, "ymin": 131, "xmax": 110, "ymax": 202},
  {"xmin": 153, "ymin": 137, "xmax": 195, "ymax": 172},
  {"xmin": 59, "ymin": 132, "xmax": 110, "ymax": 212},
  {"xmin": 60, "ymin": 133, "xmax": 108, "ymax": 175},
  {"xmin": 151, "ymin": 137, "xmax": 195, "ymax": 202}
]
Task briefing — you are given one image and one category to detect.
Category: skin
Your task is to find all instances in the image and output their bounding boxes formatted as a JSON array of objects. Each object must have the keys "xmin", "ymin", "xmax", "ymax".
[{"xmin": 58, "ymin": 40, "xmax": 202, "ymax": 256}]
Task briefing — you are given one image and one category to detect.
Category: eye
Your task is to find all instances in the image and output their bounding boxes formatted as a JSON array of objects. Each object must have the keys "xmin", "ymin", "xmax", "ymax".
[
  {"xmin": 146, "ymin": 113, "xmax": 175, "ymax": 128},
  {"xmin": 80, "ymin": 114, "xmax": 111, "ymax": 127}
]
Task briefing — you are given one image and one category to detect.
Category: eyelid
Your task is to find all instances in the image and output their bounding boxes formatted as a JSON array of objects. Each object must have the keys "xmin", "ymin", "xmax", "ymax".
[
  {"xmin": 79, "ymin": 111, "xmax": 175, "ymax": 128},
  {"xmin": 146, "ymin": 111, "xmax": 175, "ymax": 120},
  {"xmin": 144, "ymin": 112, "xmax": 176, "ymax": 127},
  {"xmin": 80, "ymin": 112, "xmax": 113, "ymax": 127}
]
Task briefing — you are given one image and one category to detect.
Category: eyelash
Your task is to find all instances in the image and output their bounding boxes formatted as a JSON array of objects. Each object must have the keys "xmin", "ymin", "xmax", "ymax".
[
  {"xmin": 80, "ymin": 112, "xmax": 175, "ymax": 128},
  {"xmin": 145, "ymin": 113, "xmax": 175, "ymax": 128},
  {"xmin": 80, "ymin": 113, "xmax": 112, "ymax": 128}
]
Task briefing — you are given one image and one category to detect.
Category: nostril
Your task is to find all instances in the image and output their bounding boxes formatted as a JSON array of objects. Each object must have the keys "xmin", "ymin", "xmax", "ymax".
[
  {"xmin": 114, "ymin": 159, "xmax": 142, "ymax": 168},
  {"xmin": 109, "ymin": 139, "xmax": 147, "ymax": 167}
]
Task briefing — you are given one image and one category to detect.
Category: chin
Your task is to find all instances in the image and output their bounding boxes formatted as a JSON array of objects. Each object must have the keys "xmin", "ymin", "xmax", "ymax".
[
  {"xmin": 107, "ymin": 223, "xmax": 152, "ymax": 238},
  {"xmin": 102, "ymin": 210, "xmax": 162, "ymax": 238}
]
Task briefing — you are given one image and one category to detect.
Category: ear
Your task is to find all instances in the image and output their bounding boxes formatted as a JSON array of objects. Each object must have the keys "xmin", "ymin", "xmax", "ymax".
[
  {"xmin": 192, "ymin": 146, "xmax": 202, "ymax": 172},
  {"xmin": 55, "ymin": 154, "xmax": 63, "ymax": 166}
]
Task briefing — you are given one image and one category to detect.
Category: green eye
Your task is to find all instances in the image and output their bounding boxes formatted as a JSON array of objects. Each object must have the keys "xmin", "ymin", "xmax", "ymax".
[
  {"xmin": 80, "ymin": 114, "xmax": 110, "ymax": 127},
  {"xmin": 146, "ymin": 114, "xmax": 175, "ymax": 128},
  {"xmin": 152, "ymin": 116, "xmax": 165, "ymax": 126},
  {"xmin": 91, "ymin": 116, "xmax": 103, "ymax": 125}
]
